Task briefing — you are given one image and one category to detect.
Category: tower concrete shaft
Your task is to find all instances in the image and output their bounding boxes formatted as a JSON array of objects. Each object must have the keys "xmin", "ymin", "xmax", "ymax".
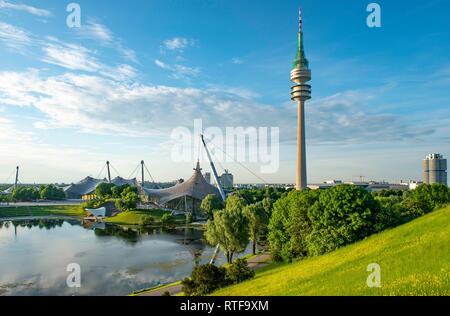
[{"xmin": 291, "ymin": 8, "xmax": 311, "ymax": 191}]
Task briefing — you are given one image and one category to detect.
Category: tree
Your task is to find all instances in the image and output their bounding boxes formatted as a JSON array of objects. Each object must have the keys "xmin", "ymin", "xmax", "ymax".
[
  {"xmin": 243, "ymin": 202, "xmax": 268, "ymax": 255},
  {"xmin": 402, "ymin": 183, "xmax": 450, "ymax": 219},
  {"xmin": 39, "ymin": 184, "xmax": 65, "ymax": 200},
  {"xmin": 115, "ymin": 187, "xmax": 139, "ymax": 211},
  {"xmin": 307, "ymin": 185, "xmax": 379, "ymax": 256},
  {"xmin": 12, "ymin": 186, "xmax": 39, "ymax": 202},
  {"xmin": 205, "ymin": 195, "xmax": 249, "ymax": 264},
  {"xmin": 200, "ymin": 194, "xmax": 224, "ymax": 220},
  {"xmin": 95, "ymin": 183, "xmax": 116, "ymax": 198},
  {"xmin": 267, "ymin": 189, "xmax": 319, "ymax": 262}
]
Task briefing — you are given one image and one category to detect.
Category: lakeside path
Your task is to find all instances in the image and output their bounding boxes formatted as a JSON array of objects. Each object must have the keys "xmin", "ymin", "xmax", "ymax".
[{"xmin": 134, "ymin": 253, "xmax": 272, "ymax": 297}]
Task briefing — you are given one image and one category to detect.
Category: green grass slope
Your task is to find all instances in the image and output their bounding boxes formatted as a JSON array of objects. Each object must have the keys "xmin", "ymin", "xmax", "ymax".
[{"xmin": 213, "ymin": 206, "xmax": 450, "ymax": 296}]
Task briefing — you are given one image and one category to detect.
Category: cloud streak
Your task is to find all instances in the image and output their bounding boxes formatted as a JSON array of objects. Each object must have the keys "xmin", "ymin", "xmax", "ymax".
[{"xmin": 0, "ymin": 0, "xmax": 51, "ymax": 17}]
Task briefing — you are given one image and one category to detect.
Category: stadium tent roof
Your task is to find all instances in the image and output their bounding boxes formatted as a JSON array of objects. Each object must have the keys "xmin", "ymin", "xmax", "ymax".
[
  {"xmin": 64, "ymin": 176, "xmax": 105, "ymax": 197},
  {"xmin": 1, "ymin": 186, "xmax": 14, "ymax": 195},
  {"xmin": 64, "ymin": 176, "xmax": 138, "ymax": 198},
  {"xmin": 142, "ymin": 162, "xmax": 220, "ymax": 205},
  {"xmin": 111, "ymin": 177, "xmax": 137, "ymax": 187}
]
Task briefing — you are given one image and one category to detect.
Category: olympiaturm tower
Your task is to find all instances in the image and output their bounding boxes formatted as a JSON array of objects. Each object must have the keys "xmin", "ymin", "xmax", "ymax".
[{"xmin": 291, "ymin": 8, "xmax": 312, "ymax": 191}]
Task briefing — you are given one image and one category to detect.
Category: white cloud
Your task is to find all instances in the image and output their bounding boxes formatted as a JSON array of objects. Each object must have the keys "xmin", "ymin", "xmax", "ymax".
[
  {"xmin": 42, "ymin": 42, "xmax": 102, "ymax": 72},
  {"xmin": 74, "ymin": 21, "xmax": 138, "ymax": 63},
  {"xmin": 76, "ymin": 21, "xmax": 113, "ymax": 43},
  {"xmin": 0, "ymin": 0, "xmax": 51, "ymax": 17},
  {"xmin": 231, "ymin": 57, "xmax": 244, "ymax": 65},
  {"xmin": 40, "ymin": 40, "xmax": 136, "ymax": 81},
  {"xmin": 0, "ymin": 70, "xmax": 441, "ymax": 147},
  {"xmin": 162, "ymin": 37, "xmax": 196, "ymax": 52},
  {"xmin": 154, "ymin": 59, "xmax": 200, "ymax": 80},
  {"xmin": 0, "ymin": 117, "xmax": 33, "ymax": 142},
  {"xmin": 0, "ymin": 21, "xmax": 31, "ymax": 48}
]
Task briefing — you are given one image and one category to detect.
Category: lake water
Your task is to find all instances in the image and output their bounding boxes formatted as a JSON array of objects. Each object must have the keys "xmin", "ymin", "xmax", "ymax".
[{"xmin": 0, "ymin": 218, "xmax": 247, "ymax": 296}]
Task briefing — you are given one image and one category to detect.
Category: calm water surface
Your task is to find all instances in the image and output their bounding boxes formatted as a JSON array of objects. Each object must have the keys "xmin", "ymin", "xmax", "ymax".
[{"xmin": 0, "ymin": 218, "xmax": 246, "ymax": 296}]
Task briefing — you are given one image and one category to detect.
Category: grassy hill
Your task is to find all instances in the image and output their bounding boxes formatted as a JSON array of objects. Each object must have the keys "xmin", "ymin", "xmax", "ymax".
[{"xmin": 213, "ymin": 206, "xmax": 450, "ymax": 296}]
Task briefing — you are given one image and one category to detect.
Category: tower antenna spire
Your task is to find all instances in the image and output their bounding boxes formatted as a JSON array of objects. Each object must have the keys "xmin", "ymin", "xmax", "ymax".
[{"xmin": 298, "ymin": 7, "xmax": 303, "ymax": 32}]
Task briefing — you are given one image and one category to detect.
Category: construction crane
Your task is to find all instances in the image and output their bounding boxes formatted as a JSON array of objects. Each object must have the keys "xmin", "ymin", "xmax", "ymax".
[{"xmin": 200, "ymin": 135, "xmax": 226, "ymax": 264}]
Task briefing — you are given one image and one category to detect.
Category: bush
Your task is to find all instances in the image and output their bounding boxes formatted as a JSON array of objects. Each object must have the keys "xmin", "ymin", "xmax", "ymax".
[
  {"xmin": 225, "ymin": 258, "xmax": 254, "ymax": 284},
  {"xmin": 161, "ymin": 213, "xmax": 175, "ymax": 224},
  {"xmin": 181, "ymin": 264, "xmax": 228, "ymax": 296},
  {"xmin": 307, "ymin": 185, "xmax": 379, "ymax": 256},
  {"xmin": 140, "ymin": 216, "xmax": 154, "ymax": 226}
]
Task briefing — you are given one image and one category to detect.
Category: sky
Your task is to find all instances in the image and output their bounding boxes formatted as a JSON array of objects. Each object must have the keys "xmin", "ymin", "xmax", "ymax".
[{"xmin": 0, "ymin": 0, "xmax": 449, "ymax": 185}]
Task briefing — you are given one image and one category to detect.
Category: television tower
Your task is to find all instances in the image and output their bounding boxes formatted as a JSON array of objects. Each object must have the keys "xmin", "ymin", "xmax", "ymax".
[{"xmin": 291, "ymin": 8, "xmax": 312, "ymax": 190}]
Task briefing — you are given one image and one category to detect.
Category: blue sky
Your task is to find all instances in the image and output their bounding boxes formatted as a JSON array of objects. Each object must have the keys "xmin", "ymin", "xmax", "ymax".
[{"xmin": 0, "ymin": 0, "xmax": 449, "ymax": 184}]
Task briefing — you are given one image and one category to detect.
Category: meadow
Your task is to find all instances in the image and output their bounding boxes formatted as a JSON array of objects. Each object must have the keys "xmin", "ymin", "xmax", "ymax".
[{"xmin": 213, "ymin": 206, "xmax": 450, "ymax": 296}]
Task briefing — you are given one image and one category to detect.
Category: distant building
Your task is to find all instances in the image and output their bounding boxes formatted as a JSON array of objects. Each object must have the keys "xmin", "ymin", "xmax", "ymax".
[
  {"xmin": 423, "ymin": 153, "xmax": 447, "ymax": 186},
  {"xmin": 204, "ymin": 172, "xmax": 211, "ymax": 185},
  {"xmin": 219, "ymin": 170, "xmax": 234, "ymax": 189}
]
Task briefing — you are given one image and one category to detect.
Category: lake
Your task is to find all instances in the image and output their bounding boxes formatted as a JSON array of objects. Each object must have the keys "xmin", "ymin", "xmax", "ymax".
[{"xmin": 0, "ymin": 218, "xmax": 248, "ymax": 296}]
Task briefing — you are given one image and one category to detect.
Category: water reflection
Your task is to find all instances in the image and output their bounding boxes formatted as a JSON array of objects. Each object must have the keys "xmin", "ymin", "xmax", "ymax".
[{"xmin": 0, "ymin": 218, "xmax": 240, "ymax": 296}]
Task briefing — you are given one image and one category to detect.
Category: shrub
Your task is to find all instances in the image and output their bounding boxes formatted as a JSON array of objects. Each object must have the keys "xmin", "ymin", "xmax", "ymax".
[
  {"xmin": 225, "ymin": 258, "xmax": 255, "ymax": 284},
  {"xmin": 140, "ymin": 216, "xmax": 154, "ymax": 226},
  {"xmin": 161, "ymin": 213, "xmax": 175, "ymax": 224},
  {"xmin": 181, "ymin": 264, "xmax": 228, "ymax": 296}
]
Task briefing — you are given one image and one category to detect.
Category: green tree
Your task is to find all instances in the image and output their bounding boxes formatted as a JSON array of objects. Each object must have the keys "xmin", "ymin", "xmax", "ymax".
[
  {"xmin": 243, "ymin": 202, "xmax": 268, "ymax": 255},
  {"xmin": 12, "ymin": 186, "xmax": 39, "ymax": 202},
  {"xmin": 95, "ymin": 183, "xmax": 116, "ymax": 198},
  {"xmin": 307, "ymin": 185, "xmax": 379, "ymax": 256},
  {"xmin": 402, "ymin": 183, "xmax": 450, "ymax": 219},
  {"xmin": 268, "ymin": 189, "xmax": 319, "ymax": 262},
  {"xmin": 205, "ymin": 195, "xmax": 249, "ymax": 263},
  {"xmin": 39, "ymin": 184, "xmax": 65, "ymax": 200},
  {"xmin": 200, "ymin": 194, "xmax": 224, "ymax": 220}
]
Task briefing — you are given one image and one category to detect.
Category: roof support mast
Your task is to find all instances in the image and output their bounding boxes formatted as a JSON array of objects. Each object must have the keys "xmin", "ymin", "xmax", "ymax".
[
  {"xmin": 200, "ymin": 135, "xmax": 226, "ymax": 201},
  {"xmin": 14, "ymin": 166, "xmax": 19, "ymax": 189},
  {"xmin": 106, "ymin": 161, "xmax": 112, "ymax": 183},
  {"xmin": 141, "ymin": 160, "xmax": 145, "ymax": 186},
  {"xmin": 200, "ymin": 135, "xmax": 226, "ymax": 265}
]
